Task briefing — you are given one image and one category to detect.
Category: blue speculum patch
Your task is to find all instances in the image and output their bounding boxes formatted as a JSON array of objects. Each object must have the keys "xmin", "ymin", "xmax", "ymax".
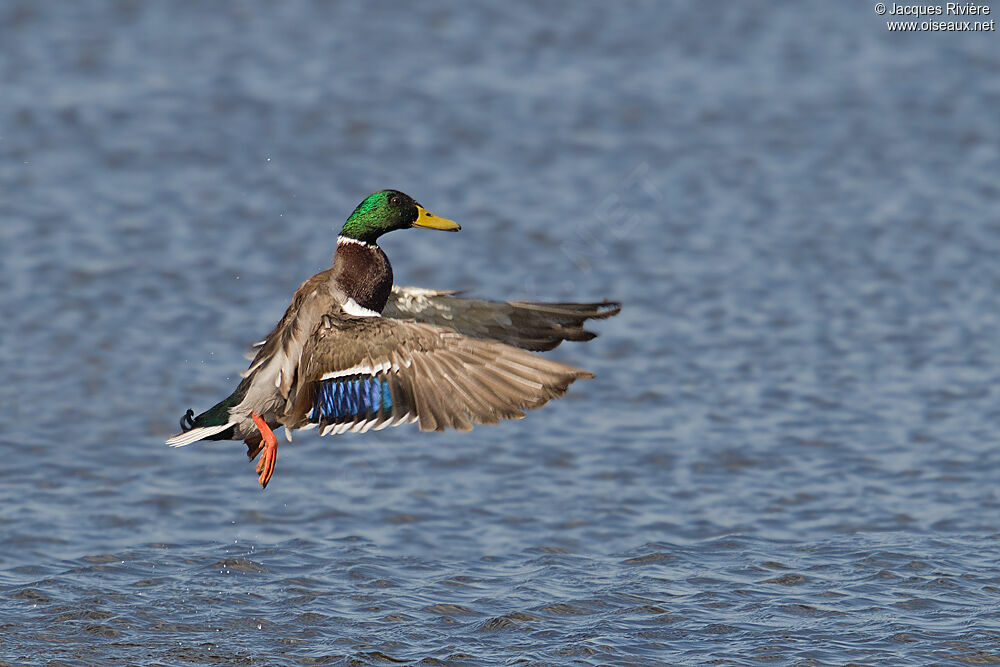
[{"xmin": 311, "ymin": 375, "xmax": 392, "ymax": 422}]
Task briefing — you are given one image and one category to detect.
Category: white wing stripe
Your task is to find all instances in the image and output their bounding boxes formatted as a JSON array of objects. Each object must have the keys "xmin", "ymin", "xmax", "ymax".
[{"xmin": 319, "ymin": 360, "xmax": 392, "ymax": 380}]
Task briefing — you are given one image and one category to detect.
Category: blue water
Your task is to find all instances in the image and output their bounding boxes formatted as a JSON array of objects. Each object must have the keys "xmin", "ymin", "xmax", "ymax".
[{"xmin": 3, "ymin": 1, "xmax": 1000, "ymax": 663}]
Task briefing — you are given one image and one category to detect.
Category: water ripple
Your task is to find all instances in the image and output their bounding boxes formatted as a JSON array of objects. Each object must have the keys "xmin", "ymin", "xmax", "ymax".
[{"xmin": 4, "ymin": 0, "xmax": 1000, "ymax": 663}]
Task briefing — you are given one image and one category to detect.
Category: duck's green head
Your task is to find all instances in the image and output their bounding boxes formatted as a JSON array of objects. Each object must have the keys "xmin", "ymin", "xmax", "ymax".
[{"xmin": 339, "ymin": 190, "xmax": 460, "ymax": 244}]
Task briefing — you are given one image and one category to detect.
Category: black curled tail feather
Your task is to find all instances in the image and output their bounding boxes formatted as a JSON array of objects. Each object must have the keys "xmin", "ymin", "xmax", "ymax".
[
  {"xmin": 179, "ymin": 408, "xmax": 232, "ymax": 439},
  {"xmin": 180, "ymin": 409, "xmax": 197, "ymax": 432},
  {"xmin": 175, "ymin": 379, "xmax": 251, "ymax": 441}
]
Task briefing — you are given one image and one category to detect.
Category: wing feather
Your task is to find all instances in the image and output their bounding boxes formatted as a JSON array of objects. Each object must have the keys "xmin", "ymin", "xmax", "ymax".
[
  {"xmin": 283, "ymin": 314, "xmax": 593, "ymax": 436},
  {"xmin": 383, "ymin": 286, "xmax": 621, "ymax": 351}
]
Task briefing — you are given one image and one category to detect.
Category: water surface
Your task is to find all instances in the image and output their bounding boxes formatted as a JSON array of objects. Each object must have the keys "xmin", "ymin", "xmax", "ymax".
[{"xmin": 3, "ymin": 1, "xmax": 1000, "ymax": 663}]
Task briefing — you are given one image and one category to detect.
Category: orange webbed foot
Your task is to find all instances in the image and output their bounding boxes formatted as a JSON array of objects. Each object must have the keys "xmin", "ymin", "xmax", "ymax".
[{"xmin": 251, "ymin": 411, "xmax": 277, "ymax": 489}]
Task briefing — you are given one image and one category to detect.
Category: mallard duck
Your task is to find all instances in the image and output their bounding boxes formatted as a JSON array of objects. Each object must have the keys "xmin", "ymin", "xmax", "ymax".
[{"xmin": 166, "ymin": 190, "xmax": 620, "ymax": 488}]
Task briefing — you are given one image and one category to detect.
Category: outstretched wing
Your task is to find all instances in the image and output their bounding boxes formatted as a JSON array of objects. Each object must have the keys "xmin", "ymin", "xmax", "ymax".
[
  {"xmin": 382, "ymin": 286, "xmax": 621, "ymax": 351},
  {"xmin": 285, "ymin": 313, "xmax": 594, "ymax": 436}
]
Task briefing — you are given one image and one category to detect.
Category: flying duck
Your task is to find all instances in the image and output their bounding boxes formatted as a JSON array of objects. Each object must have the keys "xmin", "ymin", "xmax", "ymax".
[{"xmin": 166, "ymin": 190, "xmax": 620, "ymax": 488}]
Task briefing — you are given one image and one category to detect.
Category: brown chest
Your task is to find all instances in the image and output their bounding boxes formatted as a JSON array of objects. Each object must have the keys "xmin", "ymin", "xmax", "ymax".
[{"xmin": 331, "ymin": 241, "xmax": 393, "ymax": 312}]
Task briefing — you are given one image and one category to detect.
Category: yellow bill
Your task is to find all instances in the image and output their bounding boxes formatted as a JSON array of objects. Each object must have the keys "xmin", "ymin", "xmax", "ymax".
[{"xmin": 412, "ymin": 206, "xmax": 461, "ymax": 231}]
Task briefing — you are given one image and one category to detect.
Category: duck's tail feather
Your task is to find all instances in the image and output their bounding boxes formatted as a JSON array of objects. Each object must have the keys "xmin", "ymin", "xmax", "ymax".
[
  {"xmin": 166, "ymin": 421, "xmax": 235, "ymax": 447},
  {"xmin": 165, "ymin": 381, "xmax": 249, "ymax": 447}
]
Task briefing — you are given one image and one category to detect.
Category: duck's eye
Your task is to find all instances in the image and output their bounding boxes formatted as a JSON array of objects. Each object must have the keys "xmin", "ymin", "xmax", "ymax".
[{"xmin": 389, "ymin": 195, "xmax": 401, "ymax": 207}]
